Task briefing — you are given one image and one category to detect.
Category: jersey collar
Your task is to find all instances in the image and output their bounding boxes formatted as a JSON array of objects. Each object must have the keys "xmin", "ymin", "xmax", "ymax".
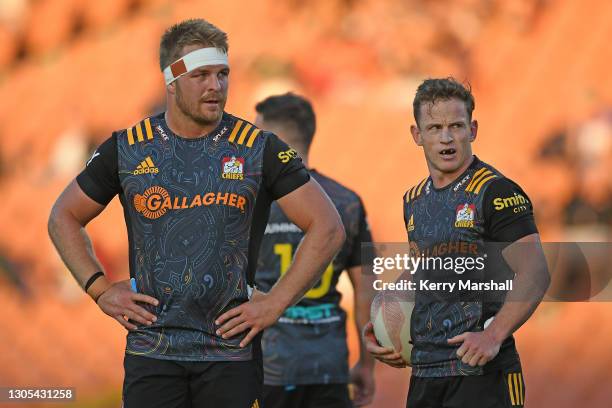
[
  {"xmin": 430, "ymin": 155, "xmax": 481, "ymax": 192},
  {"xmin": 158, "ymin": 111, "xmax": 232, "ymax": 142}
]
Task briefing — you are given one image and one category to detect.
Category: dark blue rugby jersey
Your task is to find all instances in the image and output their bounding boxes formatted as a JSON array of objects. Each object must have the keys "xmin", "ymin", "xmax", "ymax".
[
  {"xmin": 76, "ymin": 112, "xmax": 310, "ymax": 362},
  {"xmin": 403, "ymin": 156, "xmax": 538, "ymax": 377},
  {"xmin": 256, "ymin": 170, "xmax": 371, "ymax": 385}
]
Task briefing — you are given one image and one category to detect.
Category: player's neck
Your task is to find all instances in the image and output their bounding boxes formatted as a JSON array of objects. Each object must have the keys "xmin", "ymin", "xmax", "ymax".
[
  {"xmin": 165, "ymin": 105, "xmax": 222, "ymax": 139},
  {"xmin": 428, "ymin": 155, "xmax": 474, "ymax": 189},
  {"xmin": 298, "ymin": 150, "xmax": 309, "ymax": 168},
  {"xmin": 290, "ymin": 144, "xmax": 309, "ymax": 167}
]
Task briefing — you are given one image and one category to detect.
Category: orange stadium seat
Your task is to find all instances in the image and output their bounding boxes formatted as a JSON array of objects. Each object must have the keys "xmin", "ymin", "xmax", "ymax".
[
  {"xmin": 0, "ymin": 24, "xmax": 18, "ymax": 68},
  {"xmin": 82, "ymin": 0, "xmax": 131, "ymax": 31},
  {"xmin": 23, "ymin": 0, "xmax": 80, "ymax": 56}
]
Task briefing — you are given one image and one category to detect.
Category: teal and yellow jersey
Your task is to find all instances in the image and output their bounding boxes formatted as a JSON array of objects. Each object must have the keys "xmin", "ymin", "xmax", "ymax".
[
  {"xmin": 76, "ymin": 112, "xmax": 309, "ymax": 362},
  {"xmin": 256, "ymin": 170, "xmax": 371, "ymax": 385},
  {"xmin": 404, "ymin": 156, "xmax": 538, "ymax": 377}
]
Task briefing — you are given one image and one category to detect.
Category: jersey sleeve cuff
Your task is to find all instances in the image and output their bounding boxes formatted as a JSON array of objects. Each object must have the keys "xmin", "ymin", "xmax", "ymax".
[
  {"xmin": 270, "ymin": 169, "xmax": 310, "ymax": 200},
  {"xmin": 493, "ymin": 220, "xmax": 538, "ymax": 243},
  {"xmin": 346, "ymin": 260, "xmax": 362, "ymax": 269},
  {"xmin": 76, "ymin": 173, "xmax": 115, "ymax": 206}
]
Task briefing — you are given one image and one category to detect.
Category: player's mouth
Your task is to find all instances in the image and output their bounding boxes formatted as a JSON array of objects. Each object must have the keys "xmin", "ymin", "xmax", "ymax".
[
  {"xmin": 203, "ymin": 99, "xmax": 220, "ymax": 107},
  {"xmin": 439, "ymin": 148, "xmax": 457, "ymax": 160}
]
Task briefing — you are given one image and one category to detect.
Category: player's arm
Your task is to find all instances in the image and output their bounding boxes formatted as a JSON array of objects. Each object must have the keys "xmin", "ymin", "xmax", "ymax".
[
  {"xmin": 483, "ymin": 233, "xmax": 549, "ymax": 343},
  {"xmin": 216, "ymin": 134, "xmax": 345, "ymax": 347},
  {"xmin": 448, "ymin": 179, "xmax": 550, "ymax": 367},
  {"xmin": 349, "ymin": 265, "xmax": 377, "ymax": 365},
  {"xmin": 48, "ymin": 135, "xmax": 158, "ymax": 330},
  {"xmin": 347, "ymin": 202, "xmax": 376, "ymax": 406},
  {"xmin": 349, "ymin": 266, "xmax": 380, "ymax": 404},
  {"xmin": 272, "ymin": 179, "xmax": 346, "ymax": 306}
]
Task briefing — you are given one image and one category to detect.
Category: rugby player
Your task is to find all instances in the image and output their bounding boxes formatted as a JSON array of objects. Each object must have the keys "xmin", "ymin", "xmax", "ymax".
[
  {"xmin": 48, "ymin": 19, "xmax": 345, "ymax": 408},
  {"xmin": 364, "ymin": 78, "xmax": 550, "ymax": 407},
  {"xmin": 254, "ymin": 93, "xmax": 376, "ymax": 408}
]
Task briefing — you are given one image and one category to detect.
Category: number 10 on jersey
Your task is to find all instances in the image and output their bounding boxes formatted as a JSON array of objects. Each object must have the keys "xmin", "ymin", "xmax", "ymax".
[{"xmin": 274, "ymin": 243, "xmax": 333, "ymax": 299}]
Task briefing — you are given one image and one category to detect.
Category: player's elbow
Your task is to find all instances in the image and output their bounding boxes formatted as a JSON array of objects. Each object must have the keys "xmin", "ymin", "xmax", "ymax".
[
  {"xmin": 325, "ymin": 214, "xmax": 346, "ymax": 254},
  {"xmin": 48, "ymin": 199, "xmax": 76, "ymax": 241},
  {"xmin": 532, "ymin": 258, "xmax": 551, "ymax": 298},
  {"xmin": 48, "ymin": 201, "xmax": 64, "ymax": 241},
  {"xmin": 540, "ymin": 263, "xmax": 552, "ymax": 291}
]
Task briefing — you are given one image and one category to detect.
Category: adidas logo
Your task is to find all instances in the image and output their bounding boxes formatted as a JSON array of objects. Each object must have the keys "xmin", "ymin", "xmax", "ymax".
[
  {"xmin": 251, "ymin": 399, "xmax": 260, "ymax": 408},
  {"xmin": 406, "ymin": 214, "xmax": 415, "ymax": 232},
  {"xmin": 133, "ymin": 157, "xmax": 159, "ymax": 175}
]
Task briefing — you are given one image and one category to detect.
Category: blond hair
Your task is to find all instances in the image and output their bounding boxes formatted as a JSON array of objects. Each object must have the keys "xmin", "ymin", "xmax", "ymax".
[{"xmin": 159, "ymin": 19, "xmax": 228, "ymax": 71}]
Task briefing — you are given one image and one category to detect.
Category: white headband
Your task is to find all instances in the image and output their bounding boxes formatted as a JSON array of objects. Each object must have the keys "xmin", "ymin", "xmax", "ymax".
[{"xmin": 163, "ymin": 47, "xmax": 229, "ymax": 85}]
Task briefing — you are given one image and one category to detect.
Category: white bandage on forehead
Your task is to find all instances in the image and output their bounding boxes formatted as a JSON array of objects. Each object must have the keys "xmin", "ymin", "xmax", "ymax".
[{"xmin": 163, "ymin": 47, "xmax": 228, "ymax": 85}]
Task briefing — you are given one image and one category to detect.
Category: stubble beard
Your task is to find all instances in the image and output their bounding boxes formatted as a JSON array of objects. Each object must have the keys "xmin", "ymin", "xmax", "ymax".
[{"xmin": 175, "ymin": 83, "xmax": 224, "ymax": 126}]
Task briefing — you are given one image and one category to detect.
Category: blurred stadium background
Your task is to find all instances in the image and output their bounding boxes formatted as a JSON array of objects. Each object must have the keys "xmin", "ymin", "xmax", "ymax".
[{"xmin": 0, "ymin": 0, "xmax": 611, "ymax": 406}]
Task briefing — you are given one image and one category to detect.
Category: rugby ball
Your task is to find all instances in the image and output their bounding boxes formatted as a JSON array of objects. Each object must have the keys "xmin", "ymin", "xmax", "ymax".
[{"xmin": 370, "ymin": 291, "xmax": 414, "ymax": 364}]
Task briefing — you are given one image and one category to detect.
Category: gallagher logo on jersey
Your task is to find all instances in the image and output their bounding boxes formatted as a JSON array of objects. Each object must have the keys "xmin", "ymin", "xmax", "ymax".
[
  {"xmin": 455, "ymin": 203, "xmax": 476, "ymax": 228},
  {"xmin": 134, "ymin": 186, "xmax": 247, "ymax": 219},
  {"xmin": 222, "ymin": 156, "xmax": 244, "ymax": 180}
]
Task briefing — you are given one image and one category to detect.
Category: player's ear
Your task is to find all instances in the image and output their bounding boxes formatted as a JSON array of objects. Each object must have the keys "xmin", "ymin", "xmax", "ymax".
[
  {"xmin": 167, "ymin": 81, "xmax": 177, "ymax": 96},
  {"xmin": 410, "ymin": 124, "xmax": 423, "ymax": 146},
  {"xmin": 469, "ymin": 120, "xmax": 478, "ymax": 142}
]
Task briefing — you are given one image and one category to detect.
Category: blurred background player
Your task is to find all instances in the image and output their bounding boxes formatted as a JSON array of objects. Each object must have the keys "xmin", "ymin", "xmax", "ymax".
[
  {"xmin": 48, "ymin": 19, "xmax": 345, "ymax": 408},
  {"xmin": 364, "ymin": 78, "xmax": 550, "ymax": 407},
  {"xmin": 254, "ymin": 93, "xmax": 376, "ymax": 408}
]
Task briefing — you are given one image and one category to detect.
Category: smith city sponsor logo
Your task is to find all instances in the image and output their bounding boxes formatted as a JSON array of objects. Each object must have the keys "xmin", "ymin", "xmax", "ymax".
[
  {"xmin": 133, "ymin": 186, "xmax": 247, "ymax": 219},
  {"xmin": 133, "ymin": 157, "xmax": 159, "ymax": 175},
  {"xmin": 221, "ymin": 156, "xmax": 244, "ymax": 180},
  {"xmin": 278, "ymin": 148, "xmax": 298, "ymax": 163},
  {"xmin": 493, "ymin": 193, "xmax": 529, "ymax": 213},
  {"xmin": 455, "ymin": 203, "xmax": 476, "ymax": 228}
]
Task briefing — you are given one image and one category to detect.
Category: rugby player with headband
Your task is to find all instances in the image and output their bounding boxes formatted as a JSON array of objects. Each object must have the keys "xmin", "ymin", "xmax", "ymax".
[
  {"xmin": 48, "ymin": 18, "xmax": 345, "ymax": 408},
  {"xmin": 163, "ymin": 47, "xmax": 229, "ymax": 85}
]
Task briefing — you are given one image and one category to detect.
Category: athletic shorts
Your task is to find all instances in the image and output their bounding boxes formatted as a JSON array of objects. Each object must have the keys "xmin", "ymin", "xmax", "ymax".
[
  {"xmin": 406, "ymin": 361, "xmax": 525, "ymax": 408},
  {"xmin": 122, "ymin": 354, "xmax": 262, "ymax": 408},
  {"xmin": 263, "ymin": 383, "xmax": 352, "ymax": 408}
]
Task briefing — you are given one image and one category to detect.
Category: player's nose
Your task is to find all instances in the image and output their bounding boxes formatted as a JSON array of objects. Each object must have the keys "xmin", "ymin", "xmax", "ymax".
[{"xmin": 440, "ymin": 128, "xmax": 453, "ymax": 143}]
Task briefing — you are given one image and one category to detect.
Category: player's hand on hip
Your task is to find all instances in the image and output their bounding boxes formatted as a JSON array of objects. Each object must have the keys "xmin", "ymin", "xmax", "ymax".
[
  {"xmin": 350, "ymin": 360, "xmax": 376, "ymax": 406},
  {"xmin": 448, "ymin": 330, "xmax": 501, "ymax": 367},
  {"xmin": 363, "ymin": 321, "xmax": 408, "ymax": 369},
  {"xmin": 96, "ymin": 279, "xmax": 159, "ymax": 331},
  {"xmin": 215, "ymin": 289, "xmax": 283, "ymax": 348}
]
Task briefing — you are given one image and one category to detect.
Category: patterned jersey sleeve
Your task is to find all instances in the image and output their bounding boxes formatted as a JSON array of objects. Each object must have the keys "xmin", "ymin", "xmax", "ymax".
[
  {"xmin": 347, "ymin": 198, "xmax": 372, "ymax": 268},
  {"xmin": 262, "ymin": 132, "xmax": 310, "ymax": 200},
  {"xmin": 76, "ymin": 133, "xmax": 121, "ymax": 205},
  {"xmin": 482, "ymin": 178, "xmax": 538, "ymax": 242}
]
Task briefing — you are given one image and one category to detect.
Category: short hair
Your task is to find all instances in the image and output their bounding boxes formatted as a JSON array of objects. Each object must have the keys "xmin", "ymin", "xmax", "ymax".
[
  {"xmin": 413, "ymin": 77, "xmax": 475, "ymax": 126},
  {"xmin": 255, "ymin": 93, "xmax": 316, "ymax": 149},
  {"xmin": 159, "ymin": 19, "xmax": 228, "ymax": 71}
]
